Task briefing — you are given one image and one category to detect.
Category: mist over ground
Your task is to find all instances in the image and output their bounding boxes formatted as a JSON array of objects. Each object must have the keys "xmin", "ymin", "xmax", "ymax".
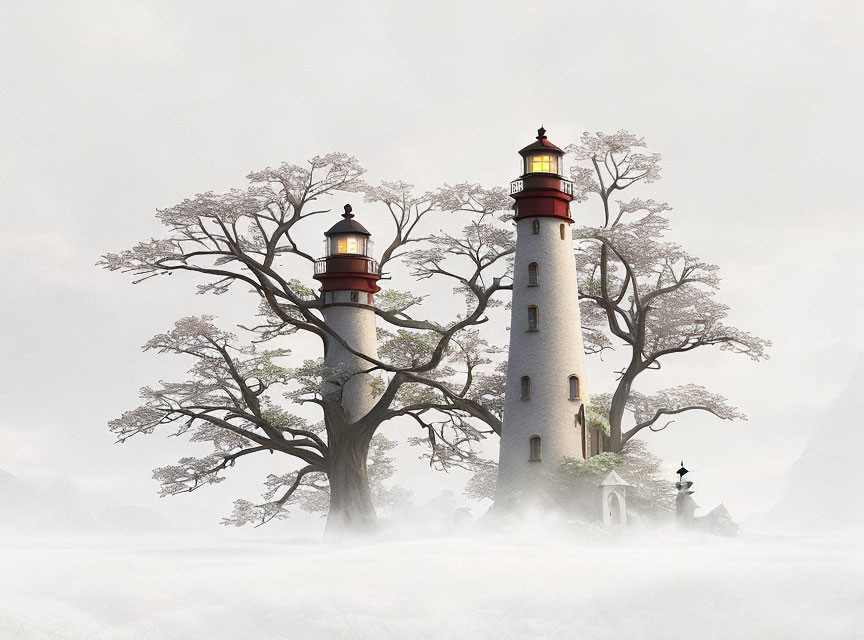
[{"xmin": 1, "ymin": 528, "xmax": 861, "ymax": 640}]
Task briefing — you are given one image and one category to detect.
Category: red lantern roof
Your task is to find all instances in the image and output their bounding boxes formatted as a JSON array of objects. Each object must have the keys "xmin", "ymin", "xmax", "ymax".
[
  {"xmin": 518, "ymin": 127, "xmax": 564, "ymax": 156},
  {"xmin": 324, "ymin": 204, "xmax": 371, "ymax": 237}
]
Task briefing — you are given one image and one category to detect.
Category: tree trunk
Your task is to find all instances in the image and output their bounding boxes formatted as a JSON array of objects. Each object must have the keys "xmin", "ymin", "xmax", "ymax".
[
  {"xmin": 324, "ymin": 432, "xmax": 379, "ymax": 539},
  {"xmin": 608, "ymin": 374, "xmax": 634, "ymax": 453}
]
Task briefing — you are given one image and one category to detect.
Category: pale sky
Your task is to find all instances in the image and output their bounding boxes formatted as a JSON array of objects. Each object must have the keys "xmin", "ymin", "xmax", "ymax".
[{"xmin": 2, "ymin": 0, "xmax": 863, "ymax": 531}]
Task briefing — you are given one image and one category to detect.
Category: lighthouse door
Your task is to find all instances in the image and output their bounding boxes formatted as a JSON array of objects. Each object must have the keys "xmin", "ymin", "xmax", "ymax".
[{"xmin": 608, "ymin": 493, "xmax": 622, "ymax": 525}]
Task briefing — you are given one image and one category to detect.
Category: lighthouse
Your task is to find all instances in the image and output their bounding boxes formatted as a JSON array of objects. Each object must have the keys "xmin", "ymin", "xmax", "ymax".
[
  {"xmin": 495, "ymin": 128, "xmax": 592, "ymax": 508},
  {"xmin": 313, "ymin": 205, "xmax": 381, "ymax": 422}
]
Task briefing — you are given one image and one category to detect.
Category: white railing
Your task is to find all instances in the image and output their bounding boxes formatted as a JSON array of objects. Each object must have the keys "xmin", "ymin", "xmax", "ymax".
[
  {"xmin": 314, "ymin": 257, "xmax": 379, "ymax": 275},
  {"xmin": 510, "ymin": 176, "xmax": 575, "ymax": 196}
]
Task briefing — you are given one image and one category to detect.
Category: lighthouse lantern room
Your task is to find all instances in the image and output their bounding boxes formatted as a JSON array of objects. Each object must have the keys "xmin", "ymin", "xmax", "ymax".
[{"xmin": 314, "ymin": 204, "xmax": 380, "ymax": 307}]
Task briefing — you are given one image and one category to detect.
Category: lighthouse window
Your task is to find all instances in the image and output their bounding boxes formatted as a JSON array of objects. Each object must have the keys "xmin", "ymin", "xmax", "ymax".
[
  {"xmin": 569, "ymin": 375, "xmax": 580, "ymax": 399},
  {"xmin": 527, "ymin": 306, "xmax": 539, "ymax": 330},
  {"xmin": 560, "ymin": 223, "xmax": 566, "ymax": 240},
  {"xmin": 529, "ymin": 435, "xmax": 541, "ymax": 461},
  {"xmin": 528, "ymin": 154, "xmax": 558, "ymax": 174},
  {"xmin": 531, "ymin": 220, "xmax": 540, "ymax": 235},
  {"xmin": 350, "ymin": 291, "xmax": 359, "ymax": 303},
  {"xmin": 520, "ymin": 376, "xmax": 531, "ymax": 400},
  {"xmin": 528, "ymin": 262, "xmax": 538, "ymax": 286}
]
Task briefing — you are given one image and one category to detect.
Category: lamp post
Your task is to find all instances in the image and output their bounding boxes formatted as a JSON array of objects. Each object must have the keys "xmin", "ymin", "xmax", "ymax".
[{"xmin": 675, "ymin": 462, "xmax": 698, "ymax": 527}]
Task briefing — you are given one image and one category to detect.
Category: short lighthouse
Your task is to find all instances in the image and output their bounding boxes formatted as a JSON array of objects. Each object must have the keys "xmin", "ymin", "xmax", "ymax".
[
  {"xmin": 313, "ymin": 205, "xmax": 381, "ymax": 422},
  {"xmin": 495, "ymin": 128, "xmax": 592, "ymax": 508}
]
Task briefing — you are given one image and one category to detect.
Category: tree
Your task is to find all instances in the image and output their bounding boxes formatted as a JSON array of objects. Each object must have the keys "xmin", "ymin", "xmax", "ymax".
[
  {"xmin": 101, "ymin": 154, "xmax": 512, "ymax": 535},
  {"xmin": 568, "ymin": 131, "xmax": 770, "ymax": 452}
]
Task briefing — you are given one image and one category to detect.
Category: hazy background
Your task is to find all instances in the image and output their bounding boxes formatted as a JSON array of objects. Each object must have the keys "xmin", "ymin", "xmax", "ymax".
[{"xmin": 2, "ymin": 0, "xmax": 863, "ymax": 535}]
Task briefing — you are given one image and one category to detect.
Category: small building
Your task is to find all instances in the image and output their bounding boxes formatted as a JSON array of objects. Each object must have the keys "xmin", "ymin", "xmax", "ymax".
[
  {"xmin": 675, "ymin": 462, "xmax": 740, "ymax": 535},
  {"xmin": 600, "ymin": 471, "xmax": 629, "ymax": 526}
]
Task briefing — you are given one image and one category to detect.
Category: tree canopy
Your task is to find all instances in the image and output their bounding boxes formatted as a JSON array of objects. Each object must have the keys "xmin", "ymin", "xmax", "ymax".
[{"xmin": 568, "ymin": 131, "xmax": 770, "ymax": 451}]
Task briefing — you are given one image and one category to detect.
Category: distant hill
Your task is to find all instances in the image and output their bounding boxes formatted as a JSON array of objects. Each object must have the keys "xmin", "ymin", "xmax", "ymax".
[
  {"xmin": 0, "ymin": 469, "xmax": 176, "ymax": 535},
  {"xmin": 0, "ymin": 468, "xmax": 39, "ymax": 508},
  {"xmin": 748, "ymin": 356, "xmax": 864, "ymax": 532}
]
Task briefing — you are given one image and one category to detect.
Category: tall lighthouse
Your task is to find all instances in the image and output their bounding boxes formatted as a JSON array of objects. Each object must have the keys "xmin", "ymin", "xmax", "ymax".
[
  {"xmin": 313, "ymin": 205, "xmax": 381, "ymax": 422},
  {"xmin": 495, "ymin": 128, "xmax": 592, "ymax": 508}
]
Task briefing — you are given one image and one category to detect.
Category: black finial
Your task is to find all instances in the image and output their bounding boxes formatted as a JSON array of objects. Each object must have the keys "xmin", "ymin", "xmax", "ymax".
[
  {"xmin": 343, "ymin": 204, "xmax": 353, "ymax": 219},
  {"xmin": 537, "ymin": 126, "xmax": 546, "ymax": 139}
]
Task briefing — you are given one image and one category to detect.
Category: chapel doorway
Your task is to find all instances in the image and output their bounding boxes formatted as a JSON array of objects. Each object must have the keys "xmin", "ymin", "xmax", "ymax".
[{"xmin": 608, "ymin": 492, "xmax": 622, "ymax": 525}]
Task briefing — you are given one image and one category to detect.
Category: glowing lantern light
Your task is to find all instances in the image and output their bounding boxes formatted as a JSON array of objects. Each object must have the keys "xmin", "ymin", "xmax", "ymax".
[
  {"xmin": 527, "ymin": 153, "xmax": 558, "ymax": 174},
  {"xmin": 336, "ymin": 235, "xmax": 361, "ymax": 255}
]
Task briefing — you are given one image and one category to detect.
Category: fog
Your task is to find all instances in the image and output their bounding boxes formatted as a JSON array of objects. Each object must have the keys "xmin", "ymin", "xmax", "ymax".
[
  {"xmin": 0, "ymin": 530, "xmax": 862, "ymax": 639},
  {"xmin": 3, "ymin": 0, "xmax": 864, "ymax": 637}
]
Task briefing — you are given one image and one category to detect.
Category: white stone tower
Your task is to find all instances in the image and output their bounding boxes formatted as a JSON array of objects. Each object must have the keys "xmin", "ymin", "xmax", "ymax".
[
  {"xmin": 313, "ymin": 205, "xmax": 381, "ymax": 422},
  {"xmin": 495, "ymin": 128, "xmax": 592, "ymax": 508}
]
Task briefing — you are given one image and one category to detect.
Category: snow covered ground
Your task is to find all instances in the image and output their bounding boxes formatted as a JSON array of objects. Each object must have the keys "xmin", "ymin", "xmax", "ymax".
[{"xmin": 0, "ymin": 529, "xmax": 861, "ymax": 639}]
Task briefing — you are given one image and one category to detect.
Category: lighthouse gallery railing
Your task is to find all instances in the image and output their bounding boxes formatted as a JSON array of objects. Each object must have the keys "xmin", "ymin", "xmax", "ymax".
[
  {"xmin": 510, "ymin": 177, "xmax": 576, "ymax": 196},
  {"xmin": 314, "ymin": 258, "xmax": 380, "ymax": 275}
]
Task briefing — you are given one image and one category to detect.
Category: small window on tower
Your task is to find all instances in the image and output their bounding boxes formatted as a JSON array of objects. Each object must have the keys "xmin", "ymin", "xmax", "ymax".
[
  {"xmin": 520, "ymin": 376, "xmax": 531, "ymax": 400},
  {"xmin": 528, "ymin": 262, "xmax": 539, "ymax": 286},
  {"xmin": 527, "ymin": 306, "xmax": 539, "ymax": 331},
  {"xmin": 560, "ymin": 223, "xmax": 566, "ymax": 240},
  {"xmin": 350, "ymin": 291, "xmax": 359, "ymax": 303},
  {"xmin": 569, "ymin": 375, "xmax": 580, "ymax": 399},
  {"xmin": 529, "ymin": 435, "xmax": 541, "ymax": 461},
  {"xmin": 531, "ymin": 220, "xmax": 540, "ymax": 235}
]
